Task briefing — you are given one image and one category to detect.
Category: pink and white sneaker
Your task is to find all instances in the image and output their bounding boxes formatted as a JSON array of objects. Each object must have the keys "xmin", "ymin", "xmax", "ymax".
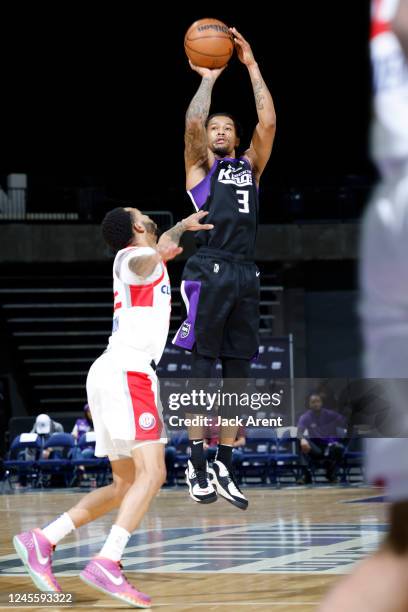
[
  {"xmin": 80, "ymin": 556, "xmax": 151, "ymax": 609},
  {"xmin": 13, "ymin": 528, "xmax": 61, "ymax": 592}
]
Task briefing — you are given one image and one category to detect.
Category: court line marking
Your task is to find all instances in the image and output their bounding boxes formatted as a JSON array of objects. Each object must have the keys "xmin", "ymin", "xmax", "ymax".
[
  {"xmin": 340, "ymin": 494, "xmax": 386, "ymax": 504},
  {"xmin": 0, "ymin": 523, "xmax": 264, "ymax": 572},
  {"xmin": 216, "ymin": 533, "xmax": 381, "ymax": 573},
  {"xmin": 0, "ymin": 523, "xmax": 251, "ymax": 562},
  {"xmin": 0, "ymin": 525, "xmax": 256, "ymax": 576}
]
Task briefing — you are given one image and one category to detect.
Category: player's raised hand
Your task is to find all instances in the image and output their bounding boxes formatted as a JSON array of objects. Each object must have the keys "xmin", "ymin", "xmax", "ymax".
[
  {"xmin": 188, "ymin": 60, "xmax": 227, "ymax": 81},
  {"xmin": 156, "ymin": 213, "xmax": 212, "ymax": 256},
  {"xmin": 230, "ymin": 27, "xmax": 256, "ymax": 67},
  {"xmin": 157, "ymin": 241, "xmax": 183, "ymax": 262},
  {"xmin": 182, "ymin": 210, "xmax": 214, "ymax": 232}
]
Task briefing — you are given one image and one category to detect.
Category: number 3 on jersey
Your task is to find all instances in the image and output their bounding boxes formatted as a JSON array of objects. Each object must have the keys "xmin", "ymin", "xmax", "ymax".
[{"xmin": 236, "ymin": 190, "xmax": 249, "ymax": 214}]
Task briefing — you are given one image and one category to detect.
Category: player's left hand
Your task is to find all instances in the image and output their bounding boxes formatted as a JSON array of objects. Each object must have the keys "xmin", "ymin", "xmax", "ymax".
[
  {"xmin": 182, "ymin": 210, "xmax": 214, "ymax": 232},
  {"xmin": 230, "ymin": 27, "xmax": 256, "ymax": 67}
]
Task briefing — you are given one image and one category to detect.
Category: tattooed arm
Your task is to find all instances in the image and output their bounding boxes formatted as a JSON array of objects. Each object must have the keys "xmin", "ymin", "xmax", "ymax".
[
  {"xmin": 126, "ymin": 210, "xmax": 213, "ymax": 276},
  {"xmin": 128, "ymin": 253, "xmax": 162, "ymax": 278},
  {"xmin": 184, "ymin": 62, "xmax": 226, "ymax": 190},
  {"xmin": 185, "ymin": 76, "xmax": 214, "ymax": 170},
  {"xmin": 231, "ymin": 27, "xmax": 276, "ymax": 182}
]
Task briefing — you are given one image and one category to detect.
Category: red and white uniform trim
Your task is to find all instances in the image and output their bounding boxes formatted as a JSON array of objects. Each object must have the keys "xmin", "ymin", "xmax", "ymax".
[{"xmin": 86, "ymin": 245, "xmax": 171, "ymax": 452}]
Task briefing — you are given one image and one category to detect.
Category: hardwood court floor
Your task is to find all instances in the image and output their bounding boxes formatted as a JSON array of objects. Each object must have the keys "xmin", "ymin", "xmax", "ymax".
[{"xmin": 0, "ymin": 486, "xmax": 387, "ymax": 611}]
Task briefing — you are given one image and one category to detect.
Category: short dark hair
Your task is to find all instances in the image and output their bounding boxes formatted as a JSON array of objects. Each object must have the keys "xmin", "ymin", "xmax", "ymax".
[
  {"xmin": 205, "ymin": 112, "xmax": 243, "ymax": 139},
  {"xmin": 101, "ymin": 207, "xmax": 133, "ymax": 252}
]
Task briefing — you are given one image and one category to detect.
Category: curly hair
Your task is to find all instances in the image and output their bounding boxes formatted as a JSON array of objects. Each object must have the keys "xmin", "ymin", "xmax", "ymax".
[{"xmin": 101, "ymin": 207, "xmax": 133, "ymax": 252}]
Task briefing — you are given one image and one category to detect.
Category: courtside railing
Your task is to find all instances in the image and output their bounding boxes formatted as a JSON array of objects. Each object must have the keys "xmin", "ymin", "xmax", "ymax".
[{"xmin": 0, "ymin": 189, "xmax": 173, "ymax": 227}]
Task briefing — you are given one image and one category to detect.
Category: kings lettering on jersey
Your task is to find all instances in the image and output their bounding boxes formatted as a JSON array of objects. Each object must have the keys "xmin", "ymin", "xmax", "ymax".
[
  {"xmin": 217, "ymin": 162, "xmax": 253, "ymax": 187},
  {"xmin": 187, "ymin": 157, "xmax": 259, "ymax": 260}
]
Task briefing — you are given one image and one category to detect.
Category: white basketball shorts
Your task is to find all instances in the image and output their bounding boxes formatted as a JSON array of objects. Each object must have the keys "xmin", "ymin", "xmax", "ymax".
[{"xmin": 86, "ymin": 349, "xmax": 167, "ymax": 460}]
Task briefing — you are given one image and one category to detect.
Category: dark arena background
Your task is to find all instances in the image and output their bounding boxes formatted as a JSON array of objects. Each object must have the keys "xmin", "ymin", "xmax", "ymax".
[{"xmin": 0, "ymin": 2, "xmax": 393, "ymax": 611}]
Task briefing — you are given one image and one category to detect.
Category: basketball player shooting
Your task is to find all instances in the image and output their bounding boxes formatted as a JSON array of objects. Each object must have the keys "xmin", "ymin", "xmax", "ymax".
[
  {"xmin": 12, "ymin": 207, "xmax": 213, "ymax": 608},
  {"xmin": 173, "ymin": 27, "xmax": 277, "ymax": 509}
]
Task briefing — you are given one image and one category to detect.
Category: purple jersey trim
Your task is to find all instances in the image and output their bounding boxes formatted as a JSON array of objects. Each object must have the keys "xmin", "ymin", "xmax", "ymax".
[
  {"xmin": 187, "ymin": 161, "xmax": 218, "ymax": 210},
  {"xmin": 172, "ymin": 280, "xmax": 201, "ymax": 350},
  {"xmin": 187, "ymin": 156, "xmax": 258, "ymax": 206}
]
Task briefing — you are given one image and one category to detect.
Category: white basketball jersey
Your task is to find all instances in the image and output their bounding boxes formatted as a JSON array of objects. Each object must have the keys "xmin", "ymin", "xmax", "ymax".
[
  {"xmin": 370, "ymin": 0, "xmax": 408, "ymax": 176},
  {"xmin": 107, "ymin": 246, "xmax": 171, "ymax": 364}
]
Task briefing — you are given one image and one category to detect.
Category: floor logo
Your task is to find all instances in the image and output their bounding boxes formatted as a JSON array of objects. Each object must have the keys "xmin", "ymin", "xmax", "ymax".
[{"xmin": 0, "ymin": 522, "xmax": 387, "ymax": 576}]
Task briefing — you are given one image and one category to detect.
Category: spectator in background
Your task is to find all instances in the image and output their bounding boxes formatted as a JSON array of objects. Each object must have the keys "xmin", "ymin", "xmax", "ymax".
[
  {"xmin": 71, "ymin": 403, "xmax": 93, "ymax": 440},
  {"xmin": 296, "ymin": 393, "xmax": 346, "ymax": 485},
  {"xmin": 70, "ymin": 404, "xmax": 96, "ymax": 487},
  {"xmin": 16, "ymin": 414, "xmax": 64, "ymax": 488},
  {"xmin": 31, "ymin": 414, "xmax": 63, "ymax": 436},
  {"xmin": 30, "ymin": 414, "xmax": 64, "ymax": 460}
]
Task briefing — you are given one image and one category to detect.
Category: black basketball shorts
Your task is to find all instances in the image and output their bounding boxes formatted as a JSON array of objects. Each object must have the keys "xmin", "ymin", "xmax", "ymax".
[{"xmin": 172, "ymin": 247, "xmax": 260, "ymax": 360}]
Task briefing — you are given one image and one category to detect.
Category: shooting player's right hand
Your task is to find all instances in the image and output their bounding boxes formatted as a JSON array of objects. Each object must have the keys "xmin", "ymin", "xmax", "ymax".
[{"xmin": 188, "ymin": 60, "xmax": 227, "ymax": 81}]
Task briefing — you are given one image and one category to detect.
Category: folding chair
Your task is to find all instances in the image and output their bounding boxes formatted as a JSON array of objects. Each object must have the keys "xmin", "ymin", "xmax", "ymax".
[
  {"xmin": 70, "ymin": 432, "xmax": 110, "ymax": 487},
  {"xmin": 37, "ymin": 432, "xmax": 76, "ymax": 488},
  {"xmin": 342, "ymin": 435, "xmax": 364, "ymax": 483},
  {"xmin": 238, "ymin": 427, "xmax": 275, "ymax": 485},
  {"xmin": 270, "ymin": 426, "xmax": 300, "ymax": 485},
  {"xmin": 3, "ymin": 433, "xmax": 43, "ymax": 490}
]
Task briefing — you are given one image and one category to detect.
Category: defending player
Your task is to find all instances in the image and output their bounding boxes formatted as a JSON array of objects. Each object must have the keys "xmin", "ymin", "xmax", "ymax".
[{"xmin": 12, "ymin": 207, "xmax": 212, "ymax": 608}]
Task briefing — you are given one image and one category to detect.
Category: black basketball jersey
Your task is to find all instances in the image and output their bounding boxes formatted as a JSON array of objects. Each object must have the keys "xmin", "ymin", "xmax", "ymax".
[{"xmin": 187, "ymin": 157, "xmax": 259, "ymax": 260}]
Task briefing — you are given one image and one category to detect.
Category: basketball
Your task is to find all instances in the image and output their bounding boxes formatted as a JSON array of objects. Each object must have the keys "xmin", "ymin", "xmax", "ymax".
[{"xmin": 184, "ymin": 18, "xmax": 234, "ymax": 69}]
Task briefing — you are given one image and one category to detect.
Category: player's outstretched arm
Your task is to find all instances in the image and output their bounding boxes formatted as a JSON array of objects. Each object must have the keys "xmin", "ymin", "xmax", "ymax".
[
  {"xmin": 131, "ymin": 243, "xmax": 183, "ymax": 267},
  {"xmin": 230, "ymin": 27, "xmax": 276, "ymax": 182},
  {"xmin": 128, "ymin": 252, "xmax": 162, "ymax": 279},
  {"xmin": 157, "ymin": 211, "xmax": 214, "ymax": 259},
  {"xmin": 185, "ymin": 63, "xmax": 226, "ymax": 189}
]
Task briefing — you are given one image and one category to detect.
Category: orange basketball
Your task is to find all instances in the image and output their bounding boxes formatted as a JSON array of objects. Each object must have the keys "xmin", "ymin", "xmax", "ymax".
[{"xmin": 184, "ymin": 18, "xmax": 234, "ymax": 69}]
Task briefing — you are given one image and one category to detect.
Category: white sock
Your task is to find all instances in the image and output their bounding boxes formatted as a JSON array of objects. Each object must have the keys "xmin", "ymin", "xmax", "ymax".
[
  {"xmin": 99, "ymin": 525, "xmax": 131, "ymax": 562},
  {"xmin": 41, "ymin": 512, "xmax": 76, "ymax": 545}
]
